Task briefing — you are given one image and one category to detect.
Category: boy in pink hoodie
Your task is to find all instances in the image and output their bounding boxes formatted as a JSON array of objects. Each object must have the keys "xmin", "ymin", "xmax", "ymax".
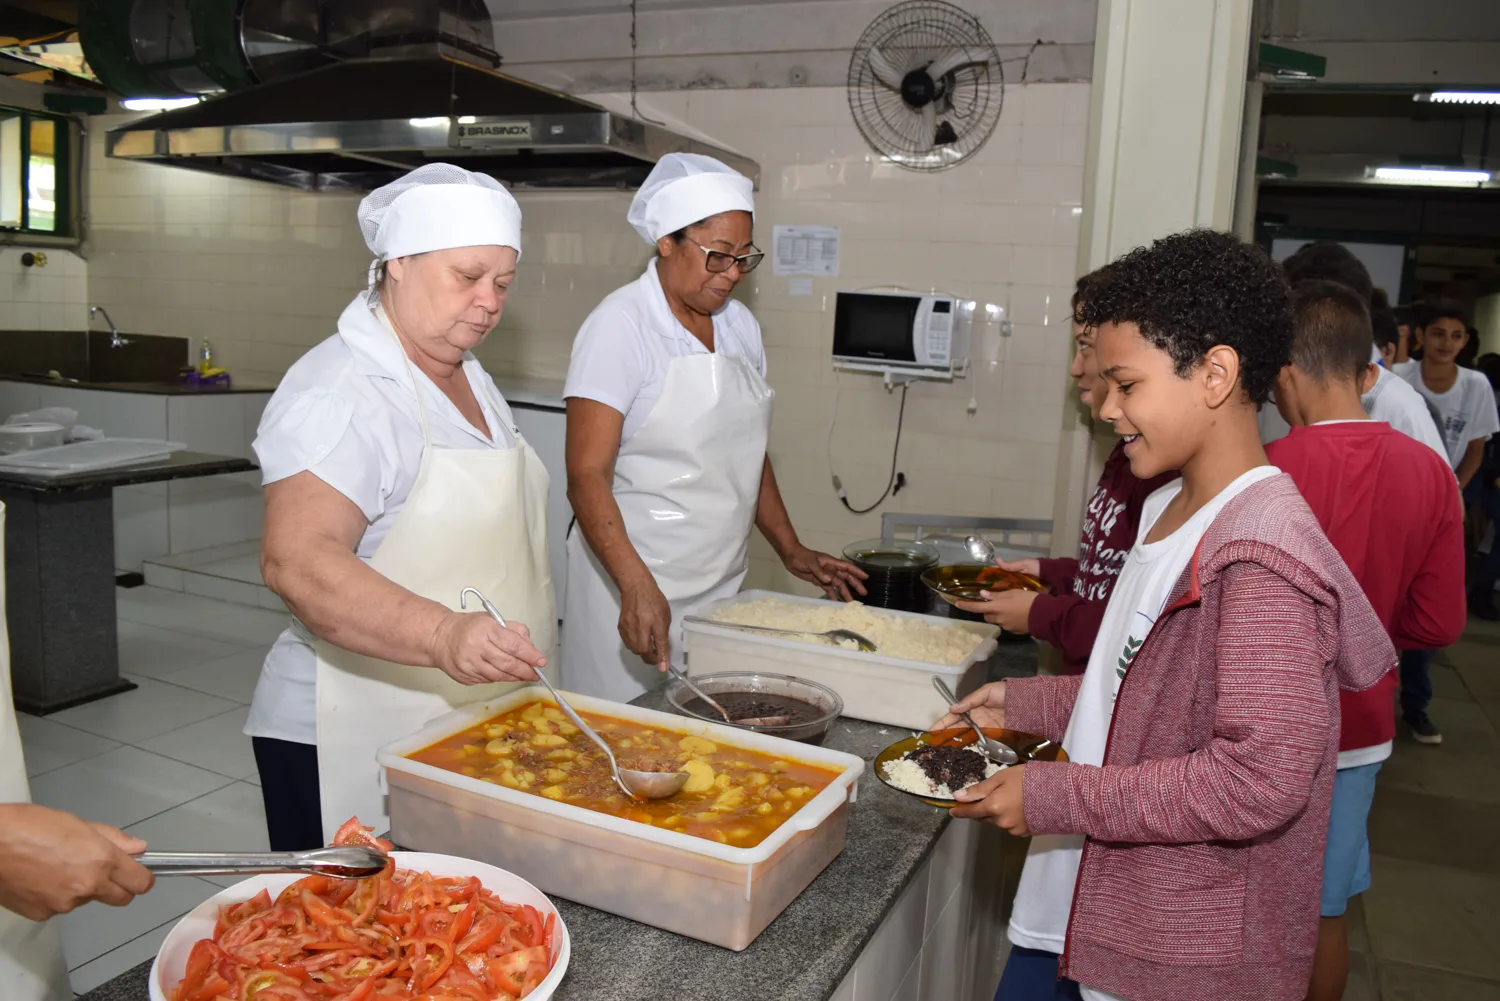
[{"xmin": 938, "ymin": 230, "xmax": 1394, "ymax": 1001}]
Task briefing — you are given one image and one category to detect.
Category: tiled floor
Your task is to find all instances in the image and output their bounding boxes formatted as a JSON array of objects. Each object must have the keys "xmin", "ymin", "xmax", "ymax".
[
  {"xmin": 19, "ymin": 586, "xmax": 286, "ymax": 995},
  {"xmin": 1345, "ymin": 614, "xmax": 1500, "ymax": 1001},
  {"xmin": 17, "ymin": 588, "xmax": 1500, "ymax": 998}
]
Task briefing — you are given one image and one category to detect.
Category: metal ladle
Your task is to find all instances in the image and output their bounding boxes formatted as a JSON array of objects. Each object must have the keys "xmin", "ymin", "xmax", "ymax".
[
  {"xmin": 931, "ymin": 676, "xmax": 1019, "ymax": 766},
  {"xmin": 137, "ymin": 846, "xmax": 388, "ymax": 878},
  {"xmin": 682, "ymin": 615, "xmax": 878, "ymax": 653},
  {"xmin": 665, "ymin": 664, "xmax": 791, "ymax": 728},
  {"xmin": 459, "ymin": 588, "xmax": 689, "ymax": 801}
]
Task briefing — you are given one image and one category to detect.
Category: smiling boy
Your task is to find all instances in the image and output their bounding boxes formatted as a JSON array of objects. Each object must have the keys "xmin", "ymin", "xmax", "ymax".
[{"xmin": 937, "ymin": 230, "xmax": 1394, "ymax": 1001}]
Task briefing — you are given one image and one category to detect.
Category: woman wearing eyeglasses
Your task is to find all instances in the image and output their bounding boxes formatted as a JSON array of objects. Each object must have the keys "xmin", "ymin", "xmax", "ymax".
[{"xmin": 560, "ymin": 153, "xmax": 866, "ymax": 701}]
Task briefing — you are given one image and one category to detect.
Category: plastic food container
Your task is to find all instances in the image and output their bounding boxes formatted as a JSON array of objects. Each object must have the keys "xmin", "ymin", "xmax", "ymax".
[
  {"xmin": 683, "ymin": 589, "xmax": 1000, "ymax": 730},
  {"xmin": 0, "ymin": 422, "xmax": 65, "ymax": 454},
  {"xmin": 379, "ymin": 687, "xmax": 865, "ymax": 952},
  {"xmin": 149, "ymin": 852, "xmax": 571, "ymax": 1001},
  {"xmin": 664, "ymin": 670, "xmax": 843, "ymax": 743}
]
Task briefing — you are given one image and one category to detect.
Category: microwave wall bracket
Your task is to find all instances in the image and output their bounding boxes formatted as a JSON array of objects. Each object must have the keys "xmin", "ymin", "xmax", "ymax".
[{"xmin": 832, "ymin": 359, "xmax": 969, "ymax": 390}]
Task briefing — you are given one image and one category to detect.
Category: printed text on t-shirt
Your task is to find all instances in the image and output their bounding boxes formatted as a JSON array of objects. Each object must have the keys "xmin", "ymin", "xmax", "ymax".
[{"xmin": 1072, "ymin": 487, "xmax": 1130, "ymax": 600}]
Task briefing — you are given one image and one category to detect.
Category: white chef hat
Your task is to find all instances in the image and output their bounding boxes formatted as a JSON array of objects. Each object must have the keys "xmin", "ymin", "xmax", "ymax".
[
  {"xmin": 357, "ymin": 163, "xmax": 522, "ymax": 287},
  {"xmin": 626, "ymin": 153, "xmax": 755, "ymax": 246}
]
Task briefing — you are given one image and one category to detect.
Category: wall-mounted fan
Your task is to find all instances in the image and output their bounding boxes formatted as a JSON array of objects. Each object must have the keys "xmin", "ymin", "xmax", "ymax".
[{"xmin": 847, "ymin": 0, "xmax": 1003, "ymax": 172}]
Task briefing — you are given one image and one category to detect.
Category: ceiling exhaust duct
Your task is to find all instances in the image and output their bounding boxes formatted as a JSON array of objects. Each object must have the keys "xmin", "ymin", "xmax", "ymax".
[{"xmin": 98, "ymin": 0, "xmax": 757, "ymax": 192}]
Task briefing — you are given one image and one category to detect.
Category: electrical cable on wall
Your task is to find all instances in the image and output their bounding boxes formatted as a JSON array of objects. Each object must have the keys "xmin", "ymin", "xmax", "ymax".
[
  {"xmin": 628, "ymin": 0, "xmax": 666, "ymax": 126},
  {"xmin": 830, "ymin": 382, "xmax": 910, "ymax": 515}
]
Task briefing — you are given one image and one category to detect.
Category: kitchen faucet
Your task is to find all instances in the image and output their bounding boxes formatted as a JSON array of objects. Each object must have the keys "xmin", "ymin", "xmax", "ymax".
[{"xmin": 89, "ymin": 306, "xmax": 132, "ymax": 348}]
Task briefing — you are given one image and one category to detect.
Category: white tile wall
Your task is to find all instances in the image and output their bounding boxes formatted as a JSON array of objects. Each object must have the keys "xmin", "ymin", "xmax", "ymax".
[
  {"xmin": 0, "ymin": 246, "xmax": 89, "ymax": 331},
  {"xmin": 82, "ymin": 83, "xmax": 1087, "ymax": 593}
]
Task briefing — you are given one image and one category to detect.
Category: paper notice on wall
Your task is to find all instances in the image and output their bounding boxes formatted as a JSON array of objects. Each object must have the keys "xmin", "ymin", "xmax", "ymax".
[{"xmin": 772, "ymin": 225, "xmax": 840, "ymax": 277}]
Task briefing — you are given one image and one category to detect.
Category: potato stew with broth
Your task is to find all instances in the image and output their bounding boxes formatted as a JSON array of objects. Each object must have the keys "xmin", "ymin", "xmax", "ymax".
[{"xmin": 408, "ymin": 701, "xmax": 841, "ymax": 848}]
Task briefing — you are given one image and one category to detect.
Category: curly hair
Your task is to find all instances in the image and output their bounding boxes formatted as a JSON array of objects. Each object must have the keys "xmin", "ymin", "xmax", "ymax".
[{"xmin": 1076, "ymin": 229, "xmax": 1293, "ymax": 405}]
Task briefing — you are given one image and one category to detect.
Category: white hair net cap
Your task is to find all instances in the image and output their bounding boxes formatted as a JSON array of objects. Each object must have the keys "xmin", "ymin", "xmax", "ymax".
[
  {"xmin": 626, "ymin": 153, "xmax": 754, "ymax": 246},
  {"xmin": 357, "ymin": 163, "xmax": 522, "ymax": 287}
]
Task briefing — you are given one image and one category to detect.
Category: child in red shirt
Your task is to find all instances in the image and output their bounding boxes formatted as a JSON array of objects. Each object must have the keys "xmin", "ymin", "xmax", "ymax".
[
  {"xmin": 959, "ymin": 276, "xmax": 1174, "ymax": 672},
  {"xmin": 1264, "ymin": 280, "xmax": 1465, "ymax": 1001}
]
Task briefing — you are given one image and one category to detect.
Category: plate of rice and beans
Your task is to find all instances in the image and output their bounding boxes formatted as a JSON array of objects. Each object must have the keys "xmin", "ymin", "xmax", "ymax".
[{"xmin": 875, "ymin": 727, "xmax": 1067, "ymax": 807}]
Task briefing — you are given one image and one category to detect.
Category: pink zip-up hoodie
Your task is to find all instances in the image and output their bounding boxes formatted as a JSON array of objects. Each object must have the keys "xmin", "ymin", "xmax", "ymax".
[{"xmin": 1006, "ymin": 473, "xmax": 1394, "ymax": 1001}]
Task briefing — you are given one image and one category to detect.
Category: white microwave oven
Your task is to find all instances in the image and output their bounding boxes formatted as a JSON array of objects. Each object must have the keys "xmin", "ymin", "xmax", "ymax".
[{"xmin": 831, "ymin": 290, "xmax": 970, "ymax": 376}]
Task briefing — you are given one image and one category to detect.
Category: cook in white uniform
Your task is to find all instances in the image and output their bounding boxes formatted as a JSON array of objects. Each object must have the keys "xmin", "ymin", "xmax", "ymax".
[
  {"xmin": 561, "ymin": 154, "xmax": 866, "ymax": 702},
  {"xmin": 0, "ymin": 506, "xmax": 151, "ymax": 1000},
  {"xmin": 247, "ymin": 164, "xmax": 555, "ymax": 850}
]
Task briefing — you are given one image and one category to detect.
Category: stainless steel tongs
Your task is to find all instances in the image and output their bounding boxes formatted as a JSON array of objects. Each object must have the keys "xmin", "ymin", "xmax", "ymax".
[{"xmin": 135, "ymin": 846, "xmax": 388, "ymax": 878}]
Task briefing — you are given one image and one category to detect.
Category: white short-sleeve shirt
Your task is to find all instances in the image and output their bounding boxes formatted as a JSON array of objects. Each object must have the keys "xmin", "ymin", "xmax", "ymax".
[
  {"xmin": 245, "ymin": 295, "xmax": 521, "ymax": 746},
  {"xmin": 563, "ymin": 259, "xmax": 766, "ymax": 441},
  {"xmin": 1362, "ymin": 367, "xmax": 1448, "ymax": 462},
  {"xmin": 1395, "ymin": 362, "xmax": 1500, "ymax": 470}
]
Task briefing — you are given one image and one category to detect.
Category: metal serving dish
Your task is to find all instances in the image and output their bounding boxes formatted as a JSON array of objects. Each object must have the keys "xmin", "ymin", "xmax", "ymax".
[
  {"xmin": 665, "ymin": 671, "xmax": 843, "ymax": 744},
  {"xmin": 922, "ymin": 564, "xmax": 1045, "ymax": 607}
]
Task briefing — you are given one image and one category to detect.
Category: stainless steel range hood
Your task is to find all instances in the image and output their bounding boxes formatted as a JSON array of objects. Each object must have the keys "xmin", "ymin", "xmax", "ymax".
[{"xmin": 105, "ymin": 55, "xmax": 758, "ymax": 192}]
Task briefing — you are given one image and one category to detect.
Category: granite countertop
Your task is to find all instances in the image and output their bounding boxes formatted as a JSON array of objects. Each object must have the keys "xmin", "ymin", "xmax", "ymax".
[
  {"xmin": 81, "ymin": 642, "xmax": 1039, "ymax": 1001},
  {"xmin": 0, "ymin": 374, "xmax": 277, "ymax": 395},
  {"xmin": 0, "ymin": 451, "xmax": 257, "ymax": 494}
]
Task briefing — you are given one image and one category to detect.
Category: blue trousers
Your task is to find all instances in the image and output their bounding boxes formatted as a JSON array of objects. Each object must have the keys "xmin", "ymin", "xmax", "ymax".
[{"xmin": 994, "ymin": 946, "xmax": 1083, "ymax": 1001}]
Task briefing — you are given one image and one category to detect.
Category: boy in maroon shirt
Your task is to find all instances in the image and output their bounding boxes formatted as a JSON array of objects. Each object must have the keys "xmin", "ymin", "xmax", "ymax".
[
  {"xmin": 959, "ymin": 276, "xmax": 1174, "ymax": 672},
  {"xmin": 1264, "ymin": 280, "xmax": 1465, "ymax": 1001}
]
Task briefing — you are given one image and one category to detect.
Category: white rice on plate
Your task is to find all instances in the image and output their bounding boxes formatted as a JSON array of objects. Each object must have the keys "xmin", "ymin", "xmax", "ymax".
[{"xmin": 881, "ymin": 746, "xmax": 1000, "ymax": 800}]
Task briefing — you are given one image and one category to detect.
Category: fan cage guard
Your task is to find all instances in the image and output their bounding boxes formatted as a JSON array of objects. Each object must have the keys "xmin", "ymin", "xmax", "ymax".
[{"xmin": 847, "ymin": 0, "xmax": 1004, "ymax": 172}]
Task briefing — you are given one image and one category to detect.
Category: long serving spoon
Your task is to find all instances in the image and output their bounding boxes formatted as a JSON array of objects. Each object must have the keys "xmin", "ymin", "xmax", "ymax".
[
  {"xmin": 931, "ymin": 676, "xmax": 1019, "ymax": 766},
  {"xmin": 682, "ymin": 615, "xmax": 878, "ymax": 653},
  {"xmin": 137, "ymin": 846, "xmax": 388, "ymax": 878},
  {"xmin": 459, "ymin": 588, "xmax": 689, "ymax": 801}
]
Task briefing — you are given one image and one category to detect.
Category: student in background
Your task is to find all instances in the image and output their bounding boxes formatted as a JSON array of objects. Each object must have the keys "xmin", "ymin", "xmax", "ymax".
[
  {"xmin": 940, "ymin": 230, "xmax": 1393, "ymax": 1001},
  {"xmin": 1264, "ymin": 280, "xmax": 1466, "ymax": 1001},
  {"xmin": 1389, "ymin": 299, "xmax": 1498, "ymax": 743},
  {"xmin": 955, "ymin": 273, "xmax": 1175, "ymax": 671},
  {"xmin": 1273, "ymin": 242, "xmax": 1445, "ymax": 458}
]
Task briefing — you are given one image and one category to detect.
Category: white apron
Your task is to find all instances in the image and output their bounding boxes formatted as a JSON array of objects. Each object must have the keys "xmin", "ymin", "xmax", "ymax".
[
  {"xmin": 0, "ymin": 504, "xmax": 72, "ymax": 1001},
  {"xmin": 314, "ymin": 355, "xmax": 556, "ymax": 840},
  {"xmin": 562, "ymin": 351, "xmax": 773, "ymax": 702}
]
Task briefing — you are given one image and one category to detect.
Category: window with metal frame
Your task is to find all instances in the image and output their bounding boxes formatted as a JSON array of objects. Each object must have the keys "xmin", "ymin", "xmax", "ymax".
[{"xmin": 0, "ymin": 106, "xmax": 71, "ymax": 237}]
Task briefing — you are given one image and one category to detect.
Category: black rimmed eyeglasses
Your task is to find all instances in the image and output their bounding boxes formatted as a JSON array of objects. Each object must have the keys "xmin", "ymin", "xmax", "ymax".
[{"xmin": 683, "ymin": 236, "xmax": 765, "ymax": 274}]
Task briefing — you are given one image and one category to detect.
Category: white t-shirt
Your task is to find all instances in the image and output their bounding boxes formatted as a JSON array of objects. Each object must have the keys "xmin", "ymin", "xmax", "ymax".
[
  {"xmin": 1395, "ymin": 363, "xmax": 1500, "ymax": 471},
  {"xmin": 1008, "ymin": 466, "xmax": 1282, "ymax": 1001},
  {"xmin": 1361, "ymin": 367, "xmax": 1447, "ymax": 462},
  {"xmin": 244, "ymin": 296, "xmax": 522, "ymax": 746},
  {"xmin": 563, "ymin": 258, "xmax": 767, "ymax": 443}
]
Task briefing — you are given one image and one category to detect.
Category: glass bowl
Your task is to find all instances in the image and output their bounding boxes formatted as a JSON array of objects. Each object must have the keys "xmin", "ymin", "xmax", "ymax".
[{"xmin": 665, "ymin": 671, "xmax": 843, "ymax": 744}]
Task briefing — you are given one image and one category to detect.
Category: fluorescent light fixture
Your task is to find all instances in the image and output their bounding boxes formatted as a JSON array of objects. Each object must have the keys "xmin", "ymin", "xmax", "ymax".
[
  {"xmin": 1419, "ymin": 91, "xmax": 1500, "ymax": 105},
  {"xmin": 120, "ymin": 97, "xmax": 201, "ymax": 112},
  {"xmin": 1369, "ymin": 166, "xmax": 1491, "ymax": 186},
  {"xmin": 408, "ymin": 117, "xmax": 450, "ymax": 127}
]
